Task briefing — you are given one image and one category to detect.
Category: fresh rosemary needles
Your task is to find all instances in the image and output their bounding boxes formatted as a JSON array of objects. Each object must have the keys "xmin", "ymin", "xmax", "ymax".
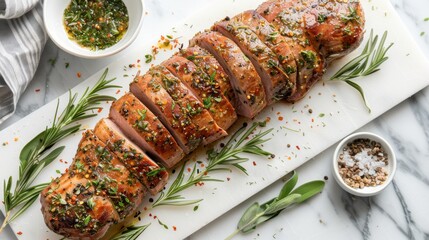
[
  {"xmin": 1, "ymin": 68, "xmax": 119, "ymax": 232},
  {"xmin": 152, "ymin": 122, "xmax": 273, "ymax": 207},
  {"xmin": 330, "ymin": 29, "xmax": 393, "ymax": 112}
]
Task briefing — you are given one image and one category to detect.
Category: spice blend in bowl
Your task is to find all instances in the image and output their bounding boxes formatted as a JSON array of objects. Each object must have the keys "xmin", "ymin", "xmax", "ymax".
[
  {"xmin": 332, "ymin": 132, "xmax": 396, "ymax": 197},
  {"xmin": 338, "ymin": 138, "xmax": 388, "ymax": 189}
]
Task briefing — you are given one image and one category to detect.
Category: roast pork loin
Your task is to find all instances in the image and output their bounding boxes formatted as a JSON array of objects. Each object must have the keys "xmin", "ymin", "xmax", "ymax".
[
  {"xmin": 94, "ymin": 118, "xmax": 169, "ymax": 194},
  {"xmin": 191, "ymin": 31, "xmax": 267, "ymax": 118},
  {"xmin": 109, "ymin": 93, "xmax": 185, "ymax": 168},
  {"xmin": 162, "ymin": 55, "xmax": 237, "ymax": 130}
]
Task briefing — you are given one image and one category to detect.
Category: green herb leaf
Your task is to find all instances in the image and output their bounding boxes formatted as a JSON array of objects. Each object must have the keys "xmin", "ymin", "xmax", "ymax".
[
  {"xmin": 277, "ymin": 171, "xmax": 298, "ymax": 199},
  {"xmin": 290, "ymin": 180, "xmax": 325, "ymax": 203},
  {"xmin": 111, "ymin": 224, "xmax": 150, "ymax": 240},
  {"xmin": 225, "ymin": 172, "xmax": 325, "ymax": 240},
  {"xmin": 152, "ymin": 122, "xmax": 273, "ymax": 207},
  {"xmin": 330, "ymin": 29, "xmax": 392, "ymax": 113}
]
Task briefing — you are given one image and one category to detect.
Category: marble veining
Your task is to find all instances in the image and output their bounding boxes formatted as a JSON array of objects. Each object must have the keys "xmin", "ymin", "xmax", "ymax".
[{"xmin": 1, "ymin": 0, "xmax": 429, "ymax": 239}]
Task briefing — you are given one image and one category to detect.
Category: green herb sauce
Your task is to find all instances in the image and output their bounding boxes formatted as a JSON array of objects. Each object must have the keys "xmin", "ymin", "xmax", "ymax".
[{"xmin": 64, "ymin": 0, "xmax": 129, "ymax": 51}]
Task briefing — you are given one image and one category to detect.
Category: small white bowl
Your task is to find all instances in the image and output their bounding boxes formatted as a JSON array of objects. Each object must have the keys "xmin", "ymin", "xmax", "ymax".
[
  {"xmin": 44, "ymin": 0, "xmax": 144, "ymax": 59},
  {"xmin": 332, "ymin": 132, "xmax": 397, "ymax": 197}
]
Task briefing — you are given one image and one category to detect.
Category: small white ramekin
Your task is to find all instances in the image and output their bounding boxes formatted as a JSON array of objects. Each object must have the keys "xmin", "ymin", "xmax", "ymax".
[{"xmin": 332, "ymin": 132, "xmax": 397, "ymax": 197}]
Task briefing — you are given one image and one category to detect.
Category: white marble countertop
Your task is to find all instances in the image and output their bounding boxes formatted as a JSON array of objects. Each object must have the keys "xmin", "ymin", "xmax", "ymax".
[{"xmin": 1, "ymin": 0, "xmax": 428, "ymax": 239}]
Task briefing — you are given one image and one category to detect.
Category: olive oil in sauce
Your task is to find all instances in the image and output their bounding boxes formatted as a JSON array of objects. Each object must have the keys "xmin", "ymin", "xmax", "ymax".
[{"xmin": 63, "ymin": 0, "xmax": 129, "ymax": 51}]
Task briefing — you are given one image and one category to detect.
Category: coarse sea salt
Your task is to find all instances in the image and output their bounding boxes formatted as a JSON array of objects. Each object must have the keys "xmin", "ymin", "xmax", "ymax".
[{"xmin": 342, "ymin": 148, "xmax": 386, "ymax": 177}]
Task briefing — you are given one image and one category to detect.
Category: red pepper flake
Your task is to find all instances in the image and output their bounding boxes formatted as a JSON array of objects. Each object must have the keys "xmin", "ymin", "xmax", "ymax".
[
  {"xmin": 65, "ymin": 168, "xmax": 69, "ymax": 173},
  {"xmin": 173, "ymin": 226, "xmax": 177, "ymax": 231},
  {"xmin": 311, "ymin": 118, "xmax": 314, "ymax": 123},
  {"xmin": 97, "ymin": 108, "xmax": 103, "ymax": 113},
  {"xmin": 143, "ymin": 207, "xmax": 147, "ymax": 211},
  {"xmin": 116, "ymin": 89, "xmax": 121, "ymax": 94},
  {"xmin": 137, "ymin": 59, "xmax": 141, "ymax": 63},
  {"xmin": 59, "ymin": 159, "xmax": 63, "ymax": 163},
  {"xmin": 35, "ymin": 88, "xmax": 41, "ymax": 92},
  {"xmin": 153, "ymin": 215, "xmax": 157, "ymax": 219},
  {"xmin": 287, "ymin": 156, "xmax": 292, "ymax": 160},
  {"xmin": 277, "ymin": 111, "xmax": 281, "ymax": 115},
  {"xmin": 252, "ymin": 161, "xmax": 257, "ymax": 166},
  {"xmin": 77, "ymin": 72, "xmax": 82, "ymax": 78},
  {"xmin": 197, "ymin": 182, "xmax": 205, "ymax": 186},
  {"xmin": 65, "ymin": 161, "xmax": 68, "ymax": 164},
  {"xmin": 149, "ymin": 213, "xmax": 152, "ymax": 217},
  {"xmin": 187, "ymin": 167, "xmax": 191, "ymax": 172},
  {"xmin": 227, "ymin": 177, "xmax": 230, "ymax": 181},
  {"xmin": 200, "ymin": 163, "xmax": 205, "ymax": 168},
  {"xmin": 13, "ymin": 137, "xmax": 19, "ymax": 142},
  {"xmin": 278, "ymin": 116, "xmax": 284, "ymax": 121},
  {"xmin": 296, "ymin": 145, "xmax": 301, "ymax": 150},
  {"xmin": 17, "ymin": 231, "xmax": 22, "ymax": 235},
  {"xmin": 265, "ymin": 117, "xmax": 271, "ymax": 123}
]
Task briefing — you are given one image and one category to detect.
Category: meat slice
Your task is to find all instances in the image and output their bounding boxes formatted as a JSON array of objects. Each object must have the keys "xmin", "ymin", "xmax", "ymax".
[
  {"xmin": 69, "ymin": 131, "xmax": 146, "ymax": 219},
  {"xmin": 213, "ymin": 18, "xmax": 290, "ymax": 104},
  {"xmin": 41, "ymin": 172, "xmax": 119, "ymax": 240},
  {"xmin": 94, "ymin": 118, "xmax": 170, "ymax": 194},
  {"xmin": 109, "ymin": 93, "xmax": 185, "ymax": 168},
  {"xmin": 302, "ymin": 0, "xmax": 365, "ymax": 60},
  {"xmin": 40, "ymin": 130, "xmax": 146, "ymax": 239},
  {"xmin": 190, "ymin": 31, "xmax": 266, "ymax": 118},
  {"xmin": 256, "ymin": 0, "xmax": 325, "ymax": 102},
  {"xmin": 152, "ymin": 65, "xmax": 227, "ymax": 144},
  {"xmin": 130, "ymin": 68, "xmax": 226, "ymax": 153},
  {"xmin": 178, "ymin": 46, "xmax": 236, "ymax": 105},
  {"xmin": 162, "ymin": 56, "xmax": 237, "ymax": 130},
  {"xmin": 232, "ymin": 10, "xmax": 297, "ymax": 98}
]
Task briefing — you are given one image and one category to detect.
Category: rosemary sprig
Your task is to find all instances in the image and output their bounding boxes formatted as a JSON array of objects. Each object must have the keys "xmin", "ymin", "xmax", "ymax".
[
  {"xmin": 152, "ymin": 122, "xmax": 273, "ymax": 207},
  {"xmin": 111, "ymin": 224, "xmax": 150, "ymax": 240},
  {"xmin": 1, "ymin": 68, "xmax": 119, "ymax": 232},
  {"xmin": 225, "ymin": 171, "xmax": 325, "ymax": 240},
  {"xmin": 330, "ymin": 29, "xmax": 393, "ymax": 112}
]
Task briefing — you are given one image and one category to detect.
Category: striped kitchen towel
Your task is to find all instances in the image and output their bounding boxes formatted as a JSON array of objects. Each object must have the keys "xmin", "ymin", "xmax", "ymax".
[{"xmin": 0, "ymin": 0, "xmax": 47, "ymax": 124}]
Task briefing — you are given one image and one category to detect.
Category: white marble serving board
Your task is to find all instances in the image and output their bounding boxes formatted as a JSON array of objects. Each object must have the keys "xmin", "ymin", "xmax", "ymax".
[{"xmin": 1, "ymin": 0, "xmax": 428, "ymax": 239}]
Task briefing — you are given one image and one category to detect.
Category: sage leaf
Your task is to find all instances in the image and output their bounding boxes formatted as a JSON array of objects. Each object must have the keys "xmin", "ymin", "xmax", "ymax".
[
  {"xmin": 238, "ymin": 202, "xmax": 263, "ymax": 232},
  {"xmin": 290, "ymin": 180, "xmax": 325, "ymax": 203},
  {"xmin": 278, "ymin": 171, "xmax": 298, "ymax": 199},
  {"xmin": 226, "ymin": 172, "xmax": 325, "ymax": 240},
  {"xmin": 264, "ymin": 194, "xmax": 301, "ymax": 215}
]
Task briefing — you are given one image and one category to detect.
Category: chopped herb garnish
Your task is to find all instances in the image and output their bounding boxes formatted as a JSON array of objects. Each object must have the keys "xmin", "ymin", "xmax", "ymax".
[
  {"xmin": 63, "ymin": 0, "xmax": 129, "ymax": 51},
  {"xmin": 145, "ymin": 54, "xmax": 153, "ymax": 63},
  {"xmin": 147, "ymin": 167, "xmax": 166, "ymax": 177},
  {"xmin": 317, "ymin": 14, "xmax": 327, "ymax": 23}
]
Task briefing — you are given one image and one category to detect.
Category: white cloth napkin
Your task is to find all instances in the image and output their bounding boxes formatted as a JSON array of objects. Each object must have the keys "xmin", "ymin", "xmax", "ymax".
[{"xmin": 0, "ymin": 0, "xmax": 47, "ymax": 124}]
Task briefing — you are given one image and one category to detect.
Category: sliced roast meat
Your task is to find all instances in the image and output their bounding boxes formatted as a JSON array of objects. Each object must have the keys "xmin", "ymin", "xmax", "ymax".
[
  {"xmin": 109, "ymin": 93, "xmax": 185, "ymax": 168},
  {"xmin": 94, "ymin": 118, "xmax": 169, "ymax": 194},
  {"xmin": 232, "ymin": 10, "xmax": 297, "ymax": 98},
  {"xmin": 213, "ymin": 18, "xmax": 290, "ymax": 104},
  {"xmin": 190, "ymin": 31, "xmax": 266, "ymax": 118},
  {"xmin": 41, "ymin": 130, "xmax": 146, "ymax": 239},
  {"xmin": 41, "ymin": 172, "xmax": 119, "ymax": 240},
  {"xmin": 152, "ymin": 65, "xmax": 227, "ymax": 144},
  {"xmin": 162, "ymin": 56, "xmax": 237, "ymax": 130},
  {"xmin": 178, "ymin": 46, "xmax": 236, "ymax": 105},
  {"xmin": 257, "ymin": 0, "xmax": 325, "ymax": 102},
  {"xmin": 131, "ymin": 72, "xmax": 202, "ymax": 154},
  {"xmin": 302, "ymin": 0, "xmax": 365, "ymax": 60},
  {"xmin": 69, "ymin": 131, "xmax": 146, "ymax": 219},
  {"xmin": 130, "ymin": 68, "xmax": 226, "ymax": 153}
]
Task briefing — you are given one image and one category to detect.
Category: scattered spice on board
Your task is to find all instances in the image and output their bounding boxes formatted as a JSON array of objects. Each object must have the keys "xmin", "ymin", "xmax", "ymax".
[{"xmin": 338, "ymin": 138, "xmax": 388, "ymax": 189}]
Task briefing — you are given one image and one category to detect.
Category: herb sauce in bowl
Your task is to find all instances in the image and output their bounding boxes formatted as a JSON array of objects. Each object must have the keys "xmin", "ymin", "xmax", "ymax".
[{"xmin": 63, "ymin": 0, "xmax": 129, "ymax": 51}]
